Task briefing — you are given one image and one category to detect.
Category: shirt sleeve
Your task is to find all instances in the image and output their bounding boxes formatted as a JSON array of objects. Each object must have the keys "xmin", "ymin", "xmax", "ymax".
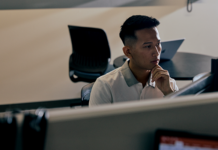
[
  {"xmin": 170, "ymin": 78, "xmax": 179, "ymax": 92},
  {"xmin": 89, "ymin": 78, "xmax": 113, "ymax": 107}
]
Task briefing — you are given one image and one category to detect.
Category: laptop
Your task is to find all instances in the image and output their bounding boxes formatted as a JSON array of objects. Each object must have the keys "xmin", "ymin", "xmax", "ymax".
[
  {"xmin": 154, "ymin": 129, "xmax": 218, "ymax": 150},
  {"xmin": 160, "ymin": 38, "xmax": 185, "ymax": 60}
]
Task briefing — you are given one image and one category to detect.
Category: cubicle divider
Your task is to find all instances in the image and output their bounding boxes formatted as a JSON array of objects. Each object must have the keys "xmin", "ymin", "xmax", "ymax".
[
  {"xmin": 44, "ymin": 92, "xmax": 218, "ymax": 150},
  {"xmin": 2, "ymin": 92, "xmax": 218, "ymax": 150}
]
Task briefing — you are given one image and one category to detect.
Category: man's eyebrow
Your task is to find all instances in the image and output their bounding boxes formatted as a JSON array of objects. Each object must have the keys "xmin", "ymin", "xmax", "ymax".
[
  {"xmin": 143, "ymin": 40, "xmax": 161, "ymax": 45},
  {"xmin": 143, "ymin": 42, "xmax": 152, "ymax": 45}
]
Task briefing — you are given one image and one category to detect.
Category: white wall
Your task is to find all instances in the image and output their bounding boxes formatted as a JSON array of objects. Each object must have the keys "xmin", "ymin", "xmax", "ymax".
[
  {"xmin": 0, "ymin": 0, "xmax": 217, "ymax": 104},
  {"xmin": 159, "ymin": 0, "xmax": 218, "ymax": 56},
  {"xmin": 159, "ymin": 0, "xmax": 218, "ymax": 89}
]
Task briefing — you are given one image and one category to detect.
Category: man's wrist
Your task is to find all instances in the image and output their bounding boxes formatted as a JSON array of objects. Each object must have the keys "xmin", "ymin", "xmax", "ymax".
[{"xmin": 162, "ymin": 87, "xmax": 174, "ymax": 96}]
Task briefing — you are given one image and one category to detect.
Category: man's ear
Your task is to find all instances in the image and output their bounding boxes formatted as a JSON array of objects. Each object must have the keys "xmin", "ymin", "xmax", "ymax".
[{"xmin": 122, "ymin": 46, "xmax": 132, "ymax": 59}]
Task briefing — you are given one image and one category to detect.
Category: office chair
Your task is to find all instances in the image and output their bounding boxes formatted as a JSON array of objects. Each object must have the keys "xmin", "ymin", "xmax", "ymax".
[
  {"xmin": 68, "ymin": 25, "xmax": 114, "ymax": 83},
  {"xmin": 81, "ymin": 82, "xmax": 94, "ymax": 106}
]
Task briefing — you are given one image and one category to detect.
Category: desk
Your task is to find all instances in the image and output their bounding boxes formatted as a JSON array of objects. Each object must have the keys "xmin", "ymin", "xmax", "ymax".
[{"xmin": 113, "ymin": 52, "xmax": 213, "ymax": 80}]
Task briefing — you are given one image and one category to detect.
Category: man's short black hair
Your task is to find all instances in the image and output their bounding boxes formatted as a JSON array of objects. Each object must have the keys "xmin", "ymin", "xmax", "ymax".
[{"xmin": 119, "ymin": 15, "xmax": 160, "ymax": 45}]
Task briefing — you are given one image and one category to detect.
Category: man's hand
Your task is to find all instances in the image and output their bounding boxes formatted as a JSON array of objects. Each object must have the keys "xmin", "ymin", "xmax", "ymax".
[{"xmin": 151, "ymin": 65, "xmax": 174, "ymax": 95}]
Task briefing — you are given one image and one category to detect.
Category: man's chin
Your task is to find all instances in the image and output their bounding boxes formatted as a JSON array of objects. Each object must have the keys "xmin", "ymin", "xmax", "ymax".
[
  {"xmin": 139, "ymin": 64, "xmax": 158, "ymax": 71},
  {"xmin": 150, "ymin": 63, "xmax": 158, "ymax": 69},
  {"xmin": 142, "ymin": 66, "xmax": 154, "ymax": 71}
]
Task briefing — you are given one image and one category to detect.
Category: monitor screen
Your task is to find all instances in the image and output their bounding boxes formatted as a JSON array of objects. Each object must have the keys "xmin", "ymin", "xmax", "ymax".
[{"xmin": 155, "ymin": 130, "xmax": 218, "ymax": 150}]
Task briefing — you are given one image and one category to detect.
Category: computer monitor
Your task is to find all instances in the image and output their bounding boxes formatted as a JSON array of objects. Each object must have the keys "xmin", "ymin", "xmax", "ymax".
[
  {"xmin": 154, "ymin": 129, "xmax": 218, "ymax": 150},
  {"xmin": 165, "ymin": 58, "xmax": 218, "ymax": 98},
  {"xmin": 165, "ymin": 72, "xmax": 213, "ymax": 98}
]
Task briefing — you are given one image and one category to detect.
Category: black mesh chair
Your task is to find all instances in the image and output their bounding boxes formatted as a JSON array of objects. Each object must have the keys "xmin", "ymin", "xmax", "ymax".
[{"xmin": 68, "ymin": 25, "xmax": 114, "ymax": 83}]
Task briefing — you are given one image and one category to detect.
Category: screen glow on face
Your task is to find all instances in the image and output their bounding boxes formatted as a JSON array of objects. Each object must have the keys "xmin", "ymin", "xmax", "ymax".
[{"xmin": 159, "ymin": 136, "xmax": 218, "ymax": 150}]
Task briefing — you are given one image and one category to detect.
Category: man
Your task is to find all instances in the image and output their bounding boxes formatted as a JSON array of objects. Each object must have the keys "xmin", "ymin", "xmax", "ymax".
[{"xmin": 89, "ymin": 15, "xmax": 178, "ymax": 106}]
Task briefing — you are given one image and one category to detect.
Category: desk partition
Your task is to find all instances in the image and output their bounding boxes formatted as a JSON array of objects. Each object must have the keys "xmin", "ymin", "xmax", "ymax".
[{"xmin": 44, "ymin": 92, "xmax": 218, "ymax": 150}]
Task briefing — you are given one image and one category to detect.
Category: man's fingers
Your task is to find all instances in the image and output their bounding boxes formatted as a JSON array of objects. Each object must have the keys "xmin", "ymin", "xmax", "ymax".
[
  {"xmin": 151, "ymin": 65, "xmax": 170, "ymax": 82},
  {"xmin": 151, "ymin": 69, "xmax": 162, "ymax": 81},
  {"xmin": 153, "ymin": 73, "xmax": 167, "ymax": 82},
  {"xmin": 152, "ymin": 71, "xmax": 169, "ymax": 82},
  {"xmin": 152, "ymin": 69, "xmax": 168, "ymax": 78},
  {"xmin": 152, "ymin": 68, "xmax": 162, "ymax": 77},
  {"xmin": 151, "ymin": 66, "xmax": 159, "ymax": 74},
  {"xmin": 151, "ymin": 65, "xmax": 163, "ymax": 73},
  {"xmin": 151, "ymin": 65, "xmax": 164, "ymax": 76}
]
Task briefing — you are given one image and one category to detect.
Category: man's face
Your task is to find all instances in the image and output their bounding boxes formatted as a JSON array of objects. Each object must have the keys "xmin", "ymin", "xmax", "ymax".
[{"xmin": 129, "ymin": 27, "xmax": 161, "ymax": 70}]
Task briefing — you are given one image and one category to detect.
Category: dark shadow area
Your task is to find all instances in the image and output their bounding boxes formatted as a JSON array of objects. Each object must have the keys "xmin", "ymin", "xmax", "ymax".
[
  {"xmin": 0, "ymin": 0, "xmax": 199, "ymax": 10},
  {"xmin": 121, "ymin": 0, "xmax": 199, "ymax": 7},
  {"xmin": 0, "ymin": 0, "xmax": 95, "ymax": 9},
  {"xmin": 0, "ymin": 98, "xmax": 81, "ymax": 112}
]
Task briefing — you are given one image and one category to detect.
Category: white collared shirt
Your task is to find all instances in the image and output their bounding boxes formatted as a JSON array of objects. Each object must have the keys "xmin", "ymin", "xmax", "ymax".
[{"xmin": 89, "ymin": 60, "xmax": 179, "ymax": 106}]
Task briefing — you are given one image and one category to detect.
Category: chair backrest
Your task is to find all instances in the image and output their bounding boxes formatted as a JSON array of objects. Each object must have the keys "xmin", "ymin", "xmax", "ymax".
[
  {"xmin": 81, "ymin": 82, "xmax": 95, "ymax": 106},
  {"xmin": 68, "ymin": 26, "xmax": 111, "ymax": 82}
]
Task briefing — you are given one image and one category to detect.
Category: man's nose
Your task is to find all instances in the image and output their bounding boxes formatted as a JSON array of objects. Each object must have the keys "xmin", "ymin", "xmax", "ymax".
[{"xmin": 152, "ymin": 46, "xmax": 160, "ymax": 57}]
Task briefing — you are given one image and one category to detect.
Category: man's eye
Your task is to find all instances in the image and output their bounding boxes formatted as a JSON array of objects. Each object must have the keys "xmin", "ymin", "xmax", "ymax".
[{"xmin": 144, "ymin": 45, "xmax": 151, "ymax": 48}]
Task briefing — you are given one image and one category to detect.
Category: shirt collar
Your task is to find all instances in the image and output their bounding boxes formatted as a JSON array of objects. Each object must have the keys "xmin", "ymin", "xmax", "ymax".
[{"xmin": 120, "ymin": 60, "xmax": 155, "ymax": 88}]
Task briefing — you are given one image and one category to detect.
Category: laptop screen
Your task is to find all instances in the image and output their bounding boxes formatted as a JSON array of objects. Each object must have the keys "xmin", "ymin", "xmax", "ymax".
[
  {"xmin": 155, "ymin": 130, "xmax": 218, "ymax": 150},
  {"xmin": 160, "ymin": 39, "xmax": 184, "ymax": 60}
]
